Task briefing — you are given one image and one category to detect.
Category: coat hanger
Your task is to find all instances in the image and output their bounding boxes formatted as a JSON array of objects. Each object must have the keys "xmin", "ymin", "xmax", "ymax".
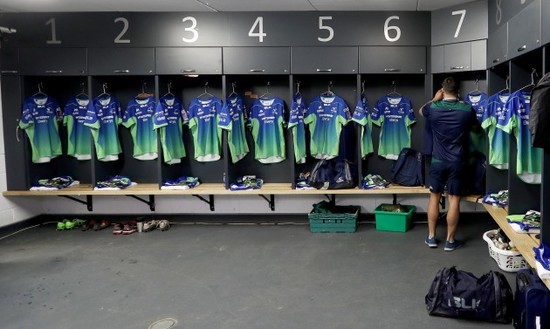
[
  {"xmin": 228, "ymin": 82, "xmax": 238, "ymax": 98},
  {"xmin": 259, "ymin": 81, "xmax": 273, "ymax": 99},
  {"xmin": 75, "ymin": 82, "xmax": 88, "ymax": 100},
  {"xmin": 518, "ymin": 68, "xmax": 537, "ymax": 92},
  {"xmin": 136, "ymin": 82, "xmax": 153, "ymax": 99},
  {"xmin": 321, "ymin": 81, "xmax": 335, "ymax": 97},
  {"xmin": 497, "ymin": 75, "xmax": 510, "ymax": 95},
  {"xmin": 468, "ymin": 79, "xmax": 483, "ymax": 96},
  {"xmin": 198, "ymin": 82, "xmax": 214, "ymax": 100},
  {"xmin": 295, "ymin": 81, "xmax": 302, "ymax": 97},
  {"xmin": 387, "ymin": 81, "xmax": 401, "ymax": 97},
  {"xmin": 98, "ymin": 83, "xmax": 110, "ymax": 98},
  {"xmin": 162, "ymin": 82, "xmax": 175, "ymax": 99},
  {"xmin": 32, "ymin": 82, "xmax": 47, "ymax": 98}
]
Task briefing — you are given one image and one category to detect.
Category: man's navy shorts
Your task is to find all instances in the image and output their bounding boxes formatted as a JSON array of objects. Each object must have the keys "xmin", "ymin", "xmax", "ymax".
[{"xmin": 428, "ymin": 160, "xmax": 465, "ymax": 196}]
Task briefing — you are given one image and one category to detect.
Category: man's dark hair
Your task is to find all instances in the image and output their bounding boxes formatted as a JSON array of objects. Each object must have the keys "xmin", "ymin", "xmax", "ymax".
[{"xmin": 441, "ymin": 77, "xmax": 459, "ymax": 95}]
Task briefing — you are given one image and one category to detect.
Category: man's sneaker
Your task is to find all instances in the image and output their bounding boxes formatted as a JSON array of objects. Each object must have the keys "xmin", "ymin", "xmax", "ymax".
[
  {"xmin": 425, "ymin": 236, "xmax": 438, "ymax": 248},
  {"xmin": 444, "ymin": 240, "xmax": 464, "ymax": 251}
]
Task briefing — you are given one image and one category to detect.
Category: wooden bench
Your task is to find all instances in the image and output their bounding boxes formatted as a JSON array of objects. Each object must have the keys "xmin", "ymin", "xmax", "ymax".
[
  {"xmin": 482, "ymin": 204, "xmax": 550, "ymax": 290},
  {"xmin": 2, "ymin": 183, "xmax": 431, "ymax": 211}
]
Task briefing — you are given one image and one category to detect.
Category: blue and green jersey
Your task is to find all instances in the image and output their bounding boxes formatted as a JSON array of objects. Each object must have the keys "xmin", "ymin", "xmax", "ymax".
[
  {"xmin": 481, "ymin": 92, "xmax": 510, "ymax": 169},
  {"xmin": 63, "ymin": 96, "xmax": 92, "ymax": 160},
  {"xmin": 352, "ymin": 94, "xmax": 374, "ymax": 159},
  {"xmin": 371, "ymin": 95, "xmax": 415, "ymax": 160},
  {"xmin": 288, "ymin": 95, "xmax": 307, "ymax": 164},
  {"xmin": 156, "ymin": 95, "xmax": 187, "ymax": 165},
  {"xmin": 250, "ymin": 97, "xmax": 286, "ymax": 163},
  {"xmin": 188, "ymin": 96, "xmax": 223, "ymax": 162},
  {"xmin": 305, "ymin": 94, "xmax": 351, "ymax": 160},
  {"xmin": 19, "ymin": 95, "xmax": 62, "ymax": 163},
  {"xmin": 219, "ymin": 94, "xmax": 249, "ymax": 163},
  {"xmin": 84, "ymin": 95, "xmax": 122, "ymax": 162},
  {"xmin": 122, "ymin": 96, "xmax": 167, "ymax": 160}
]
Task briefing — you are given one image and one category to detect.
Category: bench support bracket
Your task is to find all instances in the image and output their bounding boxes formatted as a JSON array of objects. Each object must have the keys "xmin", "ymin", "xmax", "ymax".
[{"xmin": 193, "ymin": 194, "xmax": 215, "ymax": 211}]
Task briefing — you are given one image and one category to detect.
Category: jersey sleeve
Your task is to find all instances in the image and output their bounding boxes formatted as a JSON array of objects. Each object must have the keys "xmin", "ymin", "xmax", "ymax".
[
  {"xmin": 304, "ymin": 101, "xmax": 317, "ymax": 125},
  {"xmin": 370, "ymin": 100, "xmax": 384, "ymax": 126},
  {"xmin": 352, "ymin": 96, "xmax": 369, "ymax": 126},
  {"xmin": 481, "ymin": 100, "xmax": 493, "ymax": 130},
  {"xmin": 84, "ymin": 103, "xmax": 99, "ymax": 129},
  {"xmin": 337, "ymin": 98, "xmax": 351, "ymax": 126},
  {"xmin": 497, "ymin": 96, "xmax": 516, "ymax": 134},
  {"xmin": 153, "ymin": 103, "xmax": 168, "ymax": 130},
  {"xmin": 218, "ymin": 102, "xmax": 232, "ymax": 130},
  {"xmin": 122, "ymin": 103, "xmax": 136, "ymax": 128},
  {"xmin": 19, "ymin": 101, "xmax": 34, "ymax": 129},
  {"xmin": 288, "ymin": 101, "xmax": 301, "ymax": 128},
  {"xmin": 404, "ymin": 99, "xmax": 416, "ymax": 126}
]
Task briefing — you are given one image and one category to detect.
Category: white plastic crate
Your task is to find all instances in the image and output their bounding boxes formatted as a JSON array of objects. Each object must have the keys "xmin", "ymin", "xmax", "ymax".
[{"xmin": 483, "ymin": 230, "xmax": 528, "ymax": 272}]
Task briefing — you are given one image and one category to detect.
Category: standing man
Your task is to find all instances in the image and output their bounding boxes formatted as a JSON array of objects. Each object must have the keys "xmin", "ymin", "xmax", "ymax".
[{"xmin": 420, "ymin": 77, "xmax": 477, "ymax": 251}]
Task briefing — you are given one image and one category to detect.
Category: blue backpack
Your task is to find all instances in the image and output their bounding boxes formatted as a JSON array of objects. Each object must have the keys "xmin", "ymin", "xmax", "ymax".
[{"xmin": 391, "ymin": 148, "xmax": 424, "ymax": 186}]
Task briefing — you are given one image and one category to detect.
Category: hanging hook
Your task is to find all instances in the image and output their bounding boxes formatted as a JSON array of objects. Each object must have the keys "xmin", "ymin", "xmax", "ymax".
[
  {"xmin": 531, "ymin": 68, "xmax": 538, "ymax": 85},
  {"xmin": 328, "ymin": 81, "xmax": 333, "ymax": 93},
  {"xmin": 204, "ymin": 82, "xmax": 209, "ymax": 94},
  {"xmin": 141, "ymin": 82, "xmax": 147, "ymax": 94},
  {"xmin": 232, "ymin": 82, "xmax": 236, "ymax": 94},
  {"xmin": 361, "ymin": 81, "xmax": 365, "ymax": 94},
  {"xmin": 266, "ymin": 81, "xmax": 270, "ymax": 95},
  {"xmin": 505, "ymin": 75, "xmax": 509, "ymax": 90},
  {"xmin": 38, "ymin": 82, "xmax": 43, "ymax": 93},
  {"xmin": 295, "ymin": 81, "xmax": 301, "ymax": 95},
  {"xmin": 102, "ymin": 83, "xmax": 108, "ymax": 94},
  {"xmin": 167, "ymin": 82, "xmax": 172, "ymax": 94},
  {"xmin": 475, "ymin": 79, "xmax": 479, "ymax": 90}
]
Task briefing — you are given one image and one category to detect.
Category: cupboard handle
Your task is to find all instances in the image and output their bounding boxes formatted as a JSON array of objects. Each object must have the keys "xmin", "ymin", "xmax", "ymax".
[
  {"xmin": 114, "ymin": 69, "xmax": 130, "ymax": 73},
  {"xmin": 316, "ymin": 68, "xmax": 332, "ymax": 72},
  {"xmin": 249, "ymin": 69, "xmax": 265, "ymax": 72},
  {"xmin": 181, "ymin": 69, "xmax": 196, "ymax": 73},
  {"xmin": 492, "ymin": 58, "xmax": 500, "ymax": 64},
  {"xmin": 450, "ymin": 66, "xmax": 464, "ymax": 70},
  {"xmin": 1, "ymin": 70, "xmax": 18, "ymax": 74},
  {"xmin": 384, "ymin": 68, "xmax": 401, "ymax": 72},
  {"xmin": 517, "ymin": 45, "xmax": 527, "ymax": 52},
  {"xmin": 44, "ymin": 70, "xmax": 62, "ymax": 74}
]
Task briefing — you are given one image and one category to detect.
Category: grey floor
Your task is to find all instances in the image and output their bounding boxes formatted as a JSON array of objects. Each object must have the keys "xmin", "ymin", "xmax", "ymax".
[{"xmin": 0, "ymin": 214, "xmax": 517, "ymax": 329}]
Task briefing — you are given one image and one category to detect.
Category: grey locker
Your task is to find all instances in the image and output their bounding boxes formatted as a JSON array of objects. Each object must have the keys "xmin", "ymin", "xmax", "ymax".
[
  {"xmin": 88, "ymin": 48, "xmax": 155, "ymax": 75},
  {"xmin": 507, "ymin": 0, "xmax": 541, "ymax": 60},
  {"xmin": 359, "ymin": 46, "xmax": 426, "ymax": 74},
  {"xmin": 156, "ymin": 47, "xmax": 222, "ymax": 75},
  {"xmin": 487, "ymin": 24, "xmax": 508, "ymax": 67},
  {"xmin": 444, "ymin": 42, "xmax": 471, "ymax": 72},
  {"xmin": 223, "ymin": 47, "xmax": 290, "ymax": 74},
  {"xmin": 291, "ymin": 47, "xmax": 358, "ymax": 74},
  {"xmin": 19, "ymin": 48, "xmax": 87, "ymax": 76},
  {"xmin": 430, "ymin": 46, "xmax": 445, "ymax": 74},
  {"xmin": 471, "ymin": 40, "xmax": 487, "ymax": 71},
  {"xmin": 0, "ymin": 48, "xmax": 19, "ymax": 75}
]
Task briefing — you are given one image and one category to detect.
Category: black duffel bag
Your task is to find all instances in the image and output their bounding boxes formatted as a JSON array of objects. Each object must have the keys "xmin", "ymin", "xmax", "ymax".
[{"xmin": 425, "ymin": 266, "xmax": 513, "ymax": 323}]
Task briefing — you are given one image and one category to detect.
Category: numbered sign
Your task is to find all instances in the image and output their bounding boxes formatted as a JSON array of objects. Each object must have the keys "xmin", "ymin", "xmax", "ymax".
[
  {"xmin": 3, "ymin": 11, "xmax": 430, "ymax": 48},
  {"xmin": 431, "ymin": 1, "xmax": 488, "ymax": 45},
  {"xmin": 488, "ymin": 0, "xmax": 536, "ymax": 33}
]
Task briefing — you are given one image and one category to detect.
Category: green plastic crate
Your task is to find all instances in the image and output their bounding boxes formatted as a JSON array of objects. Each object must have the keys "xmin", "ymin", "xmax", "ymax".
[
  {"xmin": 308, "ymin": 206, "xmax": 360, "ymax": 233},
  {"xmin": 374, "ymin": 204, "xmax": 416, "ymax": 232}
]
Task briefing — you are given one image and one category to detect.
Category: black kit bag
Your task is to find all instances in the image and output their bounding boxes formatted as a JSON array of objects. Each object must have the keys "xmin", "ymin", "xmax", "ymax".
[
  {"xmin": 514, "ymin": 268, "xmax": 550, "ymax": 329},
  {"xmin": 425, "ymin": 266, "xmax": 513, "ymax": 323},
  {"xmin": 391, "ymin": 148, "xmax": 424, "ymax": 186},
  {"xmin": 529, "ymin": 72, "xmax": 550, "ymax": 149}
]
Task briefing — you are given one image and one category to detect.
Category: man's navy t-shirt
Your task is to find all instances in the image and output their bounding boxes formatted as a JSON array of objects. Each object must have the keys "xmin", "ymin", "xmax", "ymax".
[{"xmin": 422, "ymin": 99, "xmax": 477, "ymax": 163}]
